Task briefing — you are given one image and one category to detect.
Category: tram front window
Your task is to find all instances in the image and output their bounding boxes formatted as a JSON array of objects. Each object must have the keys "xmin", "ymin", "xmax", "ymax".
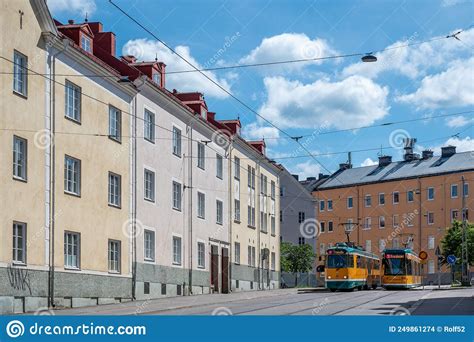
[
  {"xmin": 383, "ymin": 256, "xmax": 406, "ymax": 275},
  {"xmin": 327, "ymin": 254, "xmax": 353, "ymax": 268}
]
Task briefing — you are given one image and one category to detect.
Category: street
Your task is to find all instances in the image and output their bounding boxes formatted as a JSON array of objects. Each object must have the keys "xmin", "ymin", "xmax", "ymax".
[{"xmin": 51, "ymin": 287, "xmax": 474, "ymax": 316}]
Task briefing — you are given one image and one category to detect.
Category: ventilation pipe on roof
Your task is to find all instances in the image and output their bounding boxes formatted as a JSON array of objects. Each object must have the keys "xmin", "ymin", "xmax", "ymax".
[
  {"xmin": 422, "ymin": 150, "xmax": 434, "ymax": 159},
  {"xmin": 378, "ymin": 155, "xmax": 392, "ymax": 167},
  {"xmin": 292, "ymin": 174, "xmax": 299, "ymax": 181},
  {"xmin": 441, "ymin": 146, "xmax": 456, "ymax": 158}
]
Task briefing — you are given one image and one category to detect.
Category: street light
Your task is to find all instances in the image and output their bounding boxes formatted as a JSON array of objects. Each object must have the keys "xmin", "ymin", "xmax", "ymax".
[{"xmin": 361, "ymin": 53, "xmax": 377, "ymax": 62}]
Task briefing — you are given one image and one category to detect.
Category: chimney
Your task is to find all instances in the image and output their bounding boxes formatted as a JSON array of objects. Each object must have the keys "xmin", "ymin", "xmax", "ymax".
[
  {"xmin": 121, "ymin": 55, "xmax": 137, "ymax": 64},
  {"xmin": 158, "ymin": 63, "xmax": 166, "ymax": 88},
  {"xmin": 87, "ymin": 22, "xmax": 103, "ymax": 33},
  {"xmin": 378, "ymin": 155, "xmax": 392, "ymax": 167},
  {"xmin": 307, "ymin": 176, "xmax": 316, "ymax": 181},
  {"xmin": 207, "ymin": 112, "xmax": 216, "ymax": 121},
  {"xmin": 292, "ymin": 174, "xmax": 299, "ymax": 181},
  {"xmin": 403, "ymin": 137, "xmax": 417, "ymax": 161},
  {"xmin": 94, "ymin": 31, "xmax": 116, "ymax": 56},
  {"xmin": 422, "ymin": 150, "xmax": 434, "ymax": 159},
  {"xmin": 339, "ymin": 163, "xmax": 351, "ymax": 170},
  {"xmin": 68, "ymin": 19, "xmax": 75, "ymax": 25},
  {"xmin": 441, "ymin": 146, "xmax": 456, "ymax": 158}
]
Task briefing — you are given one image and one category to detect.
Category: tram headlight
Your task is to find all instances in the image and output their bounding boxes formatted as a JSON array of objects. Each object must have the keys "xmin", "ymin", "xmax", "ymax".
[
  {"xmin": 343, "ymin": 276, "xmax": 348, "ymax": 279},
  {"xmin": 327, "ymin": 276, "xmax": 332, "ymax": 279}
]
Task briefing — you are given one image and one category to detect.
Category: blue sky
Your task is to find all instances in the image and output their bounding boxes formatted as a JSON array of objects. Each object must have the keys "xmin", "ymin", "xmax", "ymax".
[{"xmin": 49, "ymin": 0, "xmax": 474, "ymax": 178}]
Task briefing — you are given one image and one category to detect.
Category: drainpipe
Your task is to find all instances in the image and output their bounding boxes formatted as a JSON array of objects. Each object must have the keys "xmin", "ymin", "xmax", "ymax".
[
  {"xmin": 418, "ymin": 177, "xmax": 422, "ymax": 252},
  {"xmin": 356, "ymin": 185, "xmax": 360, "ymax": 246},
  {"xmin": 131, "ymin": 94, "xmax": 138, "ymax": 300},
  {"xmin": 256, "ymin": 161, "xmax": 261, "ymax": 290},
  {"xmin": 187, "ymin": 120, "xmax": 194, "ymax": 295},
  {"xmin": 48, "ymin": 38, "xmax": 68, "ymax": 309},
  {"xmin": 227, "ymin": 140, "xmax": 233, "ymax": 291}
]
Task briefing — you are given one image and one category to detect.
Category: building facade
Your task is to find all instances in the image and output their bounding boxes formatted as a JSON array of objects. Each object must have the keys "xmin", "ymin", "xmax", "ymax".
[{"xmin": 312, "ymin": 145, "xmax": 474, "ymax": 284}]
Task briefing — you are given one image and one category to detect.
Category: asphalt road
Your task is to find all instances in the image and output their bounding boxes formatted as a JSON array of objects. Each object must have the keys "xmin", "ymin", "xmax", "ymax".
[{"xmin": 51, "ymin": 287, "xmax": 474, "ymax": 316}]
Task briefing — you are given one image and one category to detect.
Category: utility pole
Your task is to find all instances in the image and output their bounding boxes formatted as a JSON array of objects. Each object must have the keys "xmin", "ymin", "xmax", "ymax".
[{"xmin": 461, "ymin": 176, "xmax": 470, "ymax": 286}]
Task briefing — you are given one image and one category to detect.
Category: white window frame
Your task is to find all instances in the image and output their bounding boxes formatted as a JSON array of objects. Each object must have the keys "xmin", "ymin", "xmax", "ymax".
[
  {"xmin": 427, "ymin": 187, "xmax": 435, "ymax": 201},
  {"xmin": 234, "ymin": 199, "xmax": 240, "ymax": 222},
  {"xmin": 108, "ymin": 105, "xmax": 121, "ymax": 142},
  {"xmin": 81, "ymin": 34, "xmax": 92, "ymax": 53},
  {"xmin": 427, "ymin": 212, "xmax": 434, "ymax": 225},
  {"xmin": 216, "ymin": 199, "xmax": 224, "ymax": 225},
  {"xmin": 407, "ymin": 190, "xmax": 414, "ymax": 203},
  {"xmin": 197, "ymin": 241, "xmax": 205, "ymax": 268},
  {"xmin": 364, "ymin": 194, "xmax": 371, "ymax": 207},
  {"xmin": 144, "ymin": 109, "xmax": 155, "ymax": 143},
  {"xmin": 451, "ymin": 184, "xmax": 458, "ymax": 198},
  {"xmin": 13, "ymin": 222, "xmax": 27, "ymax": 264},
  {"xmin": 319, "ymin": 200, "xmax": 325, "ymax": 212},
  {"xmin": 328, "ymin": 221, "xmax": 333, "ymax": 232},
  {"xmin": 172, "ymin": 181, "xmax": 182, "ymax": 211},
  {"xmin": 197, "ymin": 142, "xmax": 205, "ymax": 170},
  {"xmin": 144, "ymin": 169, "xmax": 155, "ymax": 202},
  {"xmin": 13, "ymin": 135, "xmax": 27, "ymax": 181},
  {"xmin": 347, "ymin": 196, "xmax": 353, "ymax": 209},
  {"xmin": 216, "ymin": 153, "xmax": 223, "ymax": 179},
  {"xmin": 172, "ymin": 235, "xmax": 182, "ymax": 266},
  {"xmin": 64, "ymin": 231, "xmax": 80, "ymax": 269},
  {"xmin": 428, "ymin": 236, "xmax": 435, "ymax": 250},
  {"xmin": 13, "ymin": 50, "xmax": 27, "ymax": 96},
  {"xmin": 197, "ymin": 192, "xmax": 206, "ymax": 219},
  {"xmin": 379, "ymin": 193, "xmax": 385, "ymax": 206},
  {"xmin": 144, "ymin": 230, "xmax": 155, "ymax": 262},
  {"xmin": 393, "ymin": 191, "xmax": 400, "ymax": 204},
  {"xmin": 108, "ymin": 172, "xmax": 121, "ymax": 208},
  {"xmin": 172, "ymin": 126, "xmax": 182, "ymax": 157},
  {"xmin": 64, "ymin": 155, "xmax": 81, "ymax": 196},
  {"xmin": 379, "ymin": 216, "xmax": 385, "ymax": 229},
  {"xmin": 234, "ymin": 242, "xmax": 241, "ymax": 264},
  {"xmin": 463, "ymin": 183, "xmax": 469, "ymax": 197},
  {"xmin": 108, "ymin": 240, "xmax": 121, "ymax": 273},
  {"xmin": 364, "ymin": 217, "xmax": 371, "ymax": 230},
  {"xmin": 234, "ymin": 157, "xmax": 240, "ymax": 179},
  {"xmin": 65, "ymin": 80, "xmax": 81, "ymax": 122},
  {"xmin": 327, "ymin": 200, "xmax": 333, "ymax": 211}
]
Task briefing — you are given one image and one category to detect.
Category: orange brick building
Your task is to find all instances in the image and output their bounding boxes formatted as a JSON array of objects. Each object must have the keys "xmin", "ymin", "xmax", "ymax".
[{"xmin": 311, "ymin": 145, "xmax": 473, "ymax": 284}]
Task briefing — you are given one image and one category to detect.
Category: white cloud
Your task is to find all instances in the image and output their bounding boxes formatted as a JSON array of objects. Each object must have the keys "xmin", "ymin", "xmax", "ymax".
[
  {"xmin": 238, "ymin": 33, "xmax": 338, "ymax": 74},
  {"xmin": 290, "ymin": 161, "xmax": 322, "ymax": 180},
  {"xmin": 396, "ymin": 58, "xmax": 474, "ymax": 109},
  {"xmin": 361, "ymin": 158, "xmax": 378, "ymax": 167},
  {"xmin": 123, "ymin": 39, "xmax": 232, "ymax": 99},
  {"xmin": 342, "ymin": 28, "xmax": 474, "ymax": 80},
  {"xmin": 442, "ymin": 0, "xmax": 469, "ymax": 7},
  {"xmin": 47, "ymin": 0, "xmax": 96, "ymax": 16},
  {"xmin": 242, "ymin": 122, "xmax": 280, "ymax": 145},
  {"xmin": 446, "ymin": 115, "xmax": 473, "ymax": 128},
  {"xmin": 258, "ymin": 75, "xmax": 389, "ymax": 129},
  {"xmin": 427, "ymin": 136, "xmax": 474, "ymax": 154}
]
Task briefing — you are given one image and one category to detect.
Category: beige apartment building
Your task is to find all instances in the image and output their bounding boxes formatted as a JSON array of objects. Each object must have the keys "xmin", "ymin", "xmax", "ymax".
[
  {"xmin": 312, "ymin": 145, "xmax": 474, "ymax": 284},
  {"xmin": 0, "ymin": 0, "xmax": 137, "ymax": 313}
]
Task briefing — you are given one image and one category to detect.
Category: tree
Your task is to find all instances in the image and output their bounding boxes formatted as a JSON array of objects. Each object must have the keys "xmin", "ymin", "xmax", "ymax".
[
  {"xmin": 441, "ymin": 221, "xmax": 474, "ymax": 266},
  {"xmin": 280, "ymin": 242, "xmax": 315, "ymax": 286}
]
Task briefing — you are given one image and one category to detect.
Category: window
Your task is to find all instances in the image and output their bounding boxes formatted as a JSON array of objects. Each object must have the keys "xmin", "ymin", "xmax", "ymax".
[
  {"xmin": 144, "ymin": 109, "xmax": 155, "ymax": 143},
  {"xmin": 428, "ymin": 212, "xmax": 434, "ymax": 225},
  {"xmin": 379, "ymin": 193, "xmax": 385, "ymax": 205},
  {"xmin": 234, "ymin": 157, "xmax": 240, "ymax": 179},
  {"xmin": 144, "ymin": 230, "xmax": 155, "ymax": 261},
  {"xmin": 234, "ymin": 242, "xmax": 240, "ymax": 264},
  {"xmin": 64, "ymin": 156, "xmax": 81, "ymax": 195},
  {"xmin": 252, "ymin": 247, "xmax": 256, "ymax": 267},
  {"xmin": 216, "ymin": 154, "xmax": 223, "ymax": 179},
  {"xmin": 271, "ymin": 252, "xmax": 276, "ymax": 271},
  {"xmin": 197, "ymin": 192, "xmax": 205, "ymax": 219},
  {"xmin": 144, "ymin": 169, "xmax": 155, "ymax": 202},
  {"xmin": 65, "ymin": 81, "xmax": 81, "ymax": 122},
  {"xmin": 197, "ymin": 142, "xmax": 205, "ymax": 169},
  {"xmin": 152, "ymin": 73, "xmax": 161, "ymax": 85},
  {"xmin": 393, "ymin": 191, "xmax": 400, "ymax": 204},
  {"xmin": 364, "ymin": 195, "xmax": 371, "ymax": 207},
  {"xmin": 451, "ymin": 209, "xmax": 459, "ymax": 222},
  {"xmin": 298, "ymin": 212, "xmax": 305, "ymax": 223},
  {"xmin": 81, "ymin": 34, "xmax": 92, "ymax": 53},
  {"xmin": 379, "ymin": 239, "xmax": 386, "ymax": 253},
  {"xmin": 392, "ymin": 238, "xmax": 400, "ymax": 248},
  {"xmin": 463, "ymin": 183, "xmax": 469, "ymax": 197},
  {"xmin": 216, "ymin": 200, "xmax": 223, "ymax": 224},
  {"xmin": 108, "ymin": 106, "xmax": 121, "ymax": 142},
  {"xmin": 364, "ymin": 217, "xmax": 371, "ymax": 229},
  {"xmin": 271, "ymin": 215, "xmax": 276, "ymax": 235},
  {"xmin": 428, "ymin": 260, "xmax": 435, "ymax": 274},
  {"xmin": 298, "ymin": 237, "xmax": 306, "ymax": 245},
  {"xmin": 428, "ymin": 187, "xmax": 435, "ymax": 201},
  {"xmin": 234, "ymin": 199, "xmax": 241, "ymax": 221},
  {"xmin": 197, "ymin": 242, "xmax": 205, "ymax": 268},
  {"xmin": 172, "ymin": 126, "xmax": 181, "ymax": 157},
  {"xmin": 248, "ymin": 246, "xmax": 256, "ymax": 267},
  {"xmin": 407, "ymin": 190, "xmax": 414, "ymax": 202},
  {"xmin": 365, "ymin": 240, "xmax": 372, "ymax": 252},
  {"xmin": 13, "ymin": 51, "xmax": 27, "ymax": 96},
  {"xmin": 347, "ymin": 197, "xmax": 353, "ymax": 209},
  {"xmin": 172, "ymin": 236, "xmax": 182, "ymax": 265},
  {"xmin": 261, "ymin": 175, "xmax": 268, "ymax": 195},
  {"xmin": 13, "ymin": 136, "xmax": 27, "ymax": 180},
  {"xmin": 64, "ymin": 232, "xmax": 80, "ymax": 269},
  {"xmin": 320, "ymin": 200, "xmax": 325, "ymax": 212},
  {"xmin": 428, "ymin": 236, "xmax": 435, "ymax": 250},
  {"xmin": 451, "ymin": 184, "xmax": 458, "ymax": 198},
  {"xmin": 172, "ymin": 181, "xmax": 182, "ymax": 211},
  {"xmin": 260, "ymin": 212, "xmax": 267, "ymax": 233},
  {"xmin": 379, "ymin": 216, "xmax": 385, "ymax": 229},
  {"xmin": 327, "ymin": 200, "xmax": 333, "ymax": 211},
  {"xmin": 271, "ymin": 181, "xmax": 276, "ymax": 199},
  {"xmin": 280, "ymin": 186, "xmax": 285, "ymax": 197},
  {"xmin": 328, "ymin": 221, "xmax": 334, "ymax": 232},
  {"xmin": 319, "ymin": 243, "xmax": 325, "ymax": 256},
  {"xmin": 393, "ymin": 214, "xmax": 399, "ymax": 227},
  {"xmin": 108, "ymin": 240, "xmax": 121, "ymax": 273},
  {"xmin": 13, "ymin": 222, "xmax": 26, "ymax": 264},
  {"xmin": 108, "ymin": 173, "xmax": 121, "ymax": 207},
  {"xmin": 248, "ymin": 205, "xmax": 255, "ymax": 227},
  {"xmin": 280, "ymin": 210, "xmax": 283, "ymax": 223},
  {"xmin": 320, "ymin": 221, "xmax": 325, "ymax": 233}
]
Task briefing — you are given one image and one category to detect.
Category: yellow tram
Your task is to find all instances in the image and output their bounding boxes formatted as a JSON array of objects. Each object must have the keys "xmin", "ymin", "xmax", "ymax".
[
  {"xmin": 382, "ymin": 249, "xmax": 422, "ymax": 289},
  {"xmin": 325, "ymin": 243, "xmax": 381, "ymax": 292}
]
